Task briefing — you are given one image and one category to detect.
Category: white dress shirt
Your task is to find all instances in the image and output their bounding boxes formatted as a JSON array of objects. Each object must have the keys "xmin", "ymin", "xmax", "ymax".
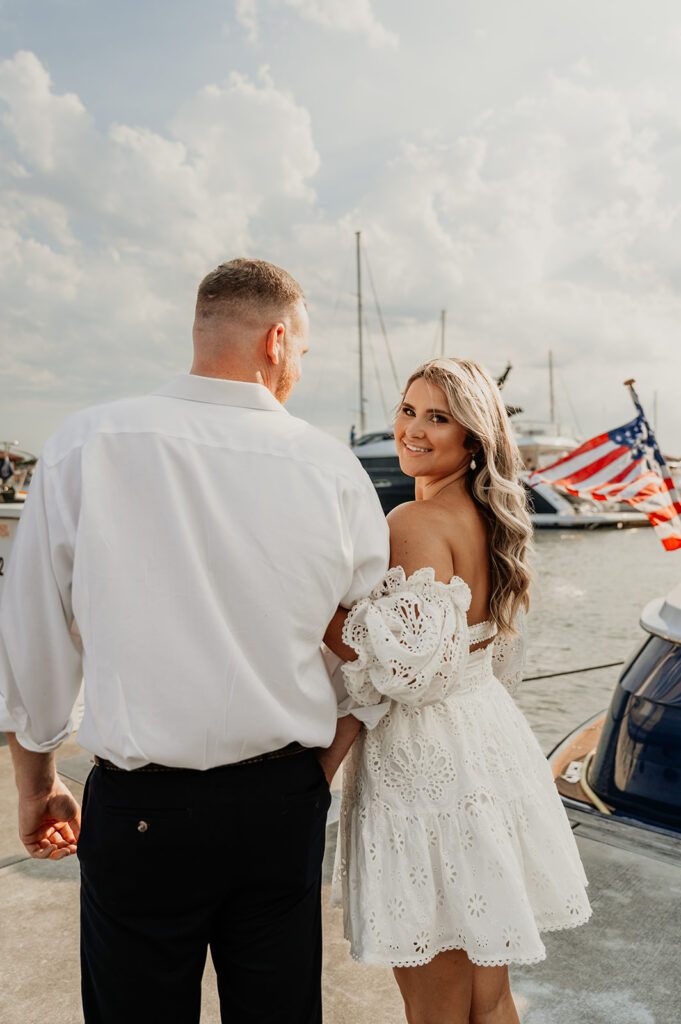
[{"xmin": 0, "ymin": 375, "xmax": 389, "ymax": 769}]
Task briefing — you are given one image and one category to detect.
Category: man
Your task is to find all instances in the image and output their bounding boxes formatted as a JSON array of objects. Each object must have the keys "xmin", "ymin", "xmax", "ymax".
[{"xmin": 0, "ymin": 259, "xmax": 389, "ymax": 1023}]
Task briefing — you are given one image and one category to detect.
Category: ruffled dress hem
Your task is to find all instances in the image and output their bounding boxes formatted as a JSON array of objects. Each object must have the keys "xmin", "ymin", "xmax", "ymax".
[{"xmin": 344, "ymin": 903, "xmax": 593, "ymax": 968}]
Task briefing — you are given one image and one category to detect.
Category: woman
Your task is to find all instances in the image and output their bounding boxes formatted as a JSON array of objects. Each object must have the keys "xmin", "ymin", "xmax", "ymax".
[{"xmin": 322, "ymin": 358, "xmax": 591, "ymax": 1024}]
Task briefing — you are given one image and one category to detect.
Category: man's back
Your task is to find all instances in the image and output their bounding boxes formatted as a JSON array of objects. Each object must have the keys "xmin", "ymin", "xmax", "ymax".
[
  {"xmin": 2, "ymin": 374, "xmax": 388, "ymax": 767},
  {"xmin": 0, "ymin": 257, "xmax": 389, "ymax": 1024}
]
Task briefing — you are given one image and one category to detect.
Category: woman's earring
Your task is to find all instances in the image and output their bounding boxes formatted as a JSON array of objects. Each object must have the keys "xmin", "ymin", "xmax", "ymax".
[{"xmin": 470, "ymin": 456, "xmax": 476, "ymax": 471}]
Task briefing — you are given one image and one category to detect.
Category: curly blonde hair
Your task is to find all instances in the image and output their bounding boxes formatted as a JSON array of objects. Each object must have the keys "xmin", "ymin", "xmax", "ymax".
[{"xmin": 401, "ymin": 358, "xmax": 533, "ymax": 633}]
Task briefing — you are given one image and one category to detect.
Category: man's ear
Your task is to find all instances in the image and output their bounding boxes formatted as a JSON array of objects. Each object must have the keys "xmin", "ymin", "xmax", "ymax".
[{"xmin": 265, "ymin": 323, "xmax": 285, "ymax": 365}]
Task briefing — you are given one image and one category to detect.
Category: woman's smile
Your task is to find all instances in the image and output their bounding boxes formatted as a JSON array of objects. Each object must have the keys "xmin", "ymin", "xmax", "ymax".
[
  {"xmin": 402, "ymin": 441, "xmax": 433, "ymax": 455},
  {"xmin": 395, "ymin": 377, "xmax": 469, "ymax": 480}
]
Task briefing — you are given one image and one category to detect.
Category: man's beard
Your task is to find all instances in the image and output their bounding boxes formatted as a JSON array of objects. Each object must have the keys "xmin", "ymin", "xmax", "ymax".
[{"xmin": 274, "ymin": 360, "xmax": 297, "ymax": 403}]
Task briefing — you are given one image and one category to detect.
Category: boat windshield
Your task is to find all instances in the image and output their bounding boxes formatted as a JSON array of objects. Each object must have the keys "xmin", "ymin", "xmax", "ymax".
[{"xmin": 620, "ymin": 635, "xmax": 681, "ymax": 707}]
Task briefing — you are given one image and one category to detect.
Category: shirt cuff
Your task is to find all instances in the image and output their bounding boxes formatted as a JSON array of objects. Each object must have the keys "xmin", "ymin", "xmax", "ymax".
[
  {"xmin": 0, "ymin": 692, "xmax": 74, "ymax": 751},
  {"xmin": 11, "ymin": 719, "xmax": 74, "ymax": 753},
  {"xmin": 0, "ymin": 692, "xmax": 16, "ymax": 734}
]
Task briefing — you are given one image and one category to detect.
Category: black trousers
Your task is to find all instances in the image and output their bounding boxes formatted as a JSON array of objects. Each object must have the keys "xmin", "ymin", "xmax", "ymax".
[{"xmin": 77, "ymin": 749, "xmax": 331, "ymax": 1024}]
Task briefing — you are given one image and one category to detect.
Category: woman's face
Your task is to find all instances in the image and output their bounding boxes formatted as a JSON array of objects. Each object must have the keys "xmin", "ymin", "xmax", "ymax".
[{"xmin": 394, "ymin": 377, "xmax": 471, "ymax": 480}]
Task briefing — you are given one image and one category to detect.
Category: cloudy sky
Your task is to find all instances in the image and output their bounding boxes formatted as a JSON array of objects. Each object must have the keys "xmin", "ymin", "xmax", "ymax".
[{"xmin": 2, "ymin": 0, "xmax": 681, "ymax": 454}]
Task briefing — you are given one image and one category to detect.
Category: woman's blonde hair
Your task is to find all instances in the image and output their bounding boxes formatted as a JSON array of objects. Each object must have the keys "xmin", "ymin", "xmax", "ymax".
[{"xmin": 401, "ymin": 357, "xmax": 533, "ymax": 633}]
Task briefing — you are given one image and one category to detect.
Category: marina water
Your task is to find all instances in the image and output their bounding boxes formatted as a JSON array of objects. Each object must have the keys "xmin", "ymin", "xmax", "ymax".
[{"xmin": 519, "ymin": 527, "xmax": 681, "ymax": 753}]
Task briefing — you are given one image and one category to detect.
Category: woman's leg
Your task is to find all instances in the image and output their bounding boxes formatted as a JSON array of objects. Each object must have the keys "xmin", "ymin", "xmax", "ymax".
[
  {"xmin": 393, "ymin": 948, "xmax": 473, "ymax": 1024},
  {"xmin": 469, "ymin": 965, "xmax": 520, "ymax": 1024}
]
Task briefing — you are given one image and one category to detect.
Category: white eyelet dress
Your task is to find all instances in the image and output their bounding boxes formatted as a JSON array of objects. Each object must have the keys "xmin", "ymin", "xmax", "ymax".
[{"xmin": 330, "ymin": 567, "xmax": 591, "ymax": 968}]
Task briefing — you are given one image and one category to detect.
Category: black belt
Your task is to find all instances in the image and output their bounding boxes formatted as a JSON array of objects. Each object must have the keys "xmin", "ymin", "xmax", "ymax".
[{"xmin": 94, "ymin": 741, "xmax": 307, "ymax": 773}]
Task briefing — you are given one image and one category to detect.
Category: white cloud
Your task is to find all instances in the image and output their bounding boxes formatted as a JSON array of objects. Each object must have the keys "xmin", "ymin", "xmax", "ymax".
[
  {"xmin": 292, "ymin": 70, "xmax": 681, "ymax": 443},
  {"xmin": 0, "ymin": 50, "xmax": 91, "ymax": 173},
  {"xmin": 0, "ymin": 51, "xmax": 321, "ymax": 446},
  {"xmin": 277, "ymin": 0, "xmax": 398, "ymax": 48},
  {"xmin": 2, "ymin": 38, "xmax": 681, "ymax": 455},
  {"xmin": 235, "ymin": 0, "xmax": 259, "ymax": 43},
  {"xmin": 171, "ymin": 68, "xmax": 319, "ymax": 205},
  {"xmin": 236, "ymin": 0, "xmax": 397, "ymax": 48}
]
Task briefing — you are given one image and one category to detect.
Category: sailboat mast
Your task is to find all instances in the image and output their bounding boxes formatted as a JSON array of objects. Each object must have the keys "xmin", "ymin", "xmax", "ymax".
[
  {"xmin": 356, "ymin": 231, "xmax": 366, "ymax": 435},
  {"xmin": 548, "ymin": 350, "xmax": 555, "ymax": 424},
  {"xmin": 440, "ymin": 309, "xmax": 446, "ymax": 357}
]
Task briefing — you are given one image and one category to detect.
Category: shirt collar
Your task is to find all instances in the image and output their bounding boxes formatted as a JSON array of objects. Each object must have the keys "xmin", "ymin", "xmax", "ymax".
[{"xmin": 153, "ymin": 374, "xmax": 287, "ymax": 413}]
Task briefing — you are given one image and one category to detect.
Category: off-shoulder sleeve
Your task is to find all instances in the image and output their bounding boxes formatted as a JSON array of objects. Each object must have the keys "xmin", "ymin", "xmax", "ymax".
[
  {"xmin": 491, "ymin": 609, "xmax": 527, "ymax": 696},
  {"xmin": 341, "ymin": 567, "xmax": 471, "ymax": 708}
]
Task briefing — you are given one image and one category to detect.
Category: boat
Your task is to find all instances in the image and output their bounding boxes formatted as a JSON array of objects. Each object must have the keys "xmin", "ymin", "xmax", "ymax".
[
  {"xmin": 0, "ymin": 444, "xmax": 36, "ymax": 594},
  {"xmin": 0, "ymin": 443, "xmax": 36, "ymax": 504},
  {"xmin": 549, "ymin": 577, "xmax": 681, "ymax": 863},
  {"xmin": 0, "ymin": 504, "xmax": 22, "ymax": 596},
  {"xmin": 353, "ymin": 429, "xmax": 650, "ymax": 528}
]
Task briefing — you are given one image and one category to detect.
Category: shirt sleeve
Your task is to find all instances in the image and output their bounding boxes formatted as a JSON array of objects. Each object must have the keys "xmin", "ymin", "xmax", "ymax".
[
  {"xmin": 0, "ymin": 454, "xmax": 83, "ymax": 751},
  {"xmin": 341, "ymin": 568, "xmax": 472, "ymax": 708},
  {"xmin": 338, "ymin": 477, "xmax": 390, "ymax": 608}
]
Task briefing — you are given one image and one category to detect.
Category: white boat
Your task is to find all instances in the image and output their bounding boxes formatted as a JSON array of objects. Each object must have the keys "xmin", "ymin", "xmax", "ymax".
[
  {"xmin": 0, "ymin": 443, "xmax": 36, "ymax": 505},
  {"xmin": 0, "ymin": 504, "xmax": 23, "ymax": 598},
  {"xmin": 513, "ymin": 419, "xmax": 649, "ymax": 528},
  {"xmin": 353, "ymin": 430, "xmax": 649, "ymax": 529},
  {"xmin": 0, "ymin": 444, "xmax": 37, "ymax": 597}
]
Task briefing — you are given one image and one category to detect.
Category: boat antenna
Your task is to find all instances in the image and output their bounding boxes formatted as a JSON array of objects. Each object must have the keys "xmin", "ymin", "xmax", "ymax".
[
  {"xmin": 549, "ymin": 349, "xmax": 556, "ymax": 424},
  {"xmin": 356, "ymin": 231, "xmax": 366, "ymax": 435}
]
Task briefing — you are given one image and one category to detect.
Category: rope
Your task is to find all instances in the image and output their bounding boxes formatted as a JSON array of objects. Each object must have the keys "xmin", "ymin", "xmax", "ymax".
[
  {"xmin": 363, "ymin": 246, "xmax": 400, "ymax": 394},
  {"xmin": 580, "ymin": 750, "xmax": 612, "ymax": 815},
  {"xmin": 365, "ymin": 318, "xmax": 390, "ymax": 424},
  {"xmin": 523, "ymin": 660, "xmax": 624, "ymax": 682}
]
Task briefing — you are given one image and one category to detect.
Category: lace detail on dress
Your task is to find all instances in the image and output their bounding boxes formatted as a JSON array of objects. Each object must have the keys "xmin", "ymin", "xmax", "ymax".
[
  {"xmin": 332, "ymin": 579, "xmax": 591, "ymax": 969},
  {"xmin": 341, "ymin": 567, "xmax": 471, "ymax": 708},
  {"xmin": 491, "ymin": 609, "xmax": 527, "ymax": 695},
  {"xmin": 468, "ymin": 620, "xmax": 497, "ymax": 645}
]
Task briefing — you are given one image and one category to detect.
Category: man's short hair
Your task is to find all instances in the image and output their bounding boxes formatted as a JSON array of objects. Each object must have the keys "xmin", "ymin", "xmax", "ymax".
[{"xmin": 195, "ymin": 259, "xmax": 305, "ymax": 324}]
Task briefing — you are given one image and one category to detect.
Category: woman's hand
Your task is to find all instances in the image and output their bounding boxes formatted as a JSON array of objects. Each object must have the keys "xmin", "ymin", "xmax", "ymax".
[{"xmin": 316, "ymin": 715, "xmax": 362, "ymax": 784}]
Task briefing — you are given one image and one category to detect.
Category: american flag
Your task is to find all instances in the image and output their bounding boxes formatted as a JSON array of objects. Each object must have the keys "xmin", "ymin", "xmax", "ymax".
[{"xmin": 529, "ymin": 385, "xmax": 681, "ymax": 551}]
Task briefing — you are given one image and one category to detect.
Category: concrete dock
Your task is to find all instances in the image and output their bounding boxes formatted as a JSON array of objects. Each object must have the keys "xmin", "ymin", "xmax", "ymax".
[{"xmin": 1, "ymin": 733, "xmax": 679, "ymax": 1024}]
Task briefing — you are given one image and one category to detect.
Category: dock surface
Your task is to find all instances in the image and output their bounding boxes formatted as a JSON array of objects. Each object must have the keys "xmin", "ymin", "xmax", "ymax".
[{"xmin": 1, "ymin": 735, "xmax": 679, "ymax": 1024}]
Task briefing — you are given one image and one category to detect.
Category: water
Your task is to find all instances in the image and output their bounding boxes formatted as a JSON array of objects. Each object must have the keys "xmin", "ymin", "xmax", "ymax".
[{"xmin": 518, "ymin": 526, "xmax": 681, "ymax": 752}]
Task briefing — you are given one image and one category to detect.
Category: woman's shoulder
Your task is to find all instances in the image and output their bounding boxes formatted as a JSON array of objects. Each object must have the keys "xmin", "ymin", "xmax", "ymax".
[
  {"xmin": 387, "ymin": 496, "xmax": 478, "ymax": 543},
  {"xmin": 387, "ymin": 499, "xmax": 447, "ymax": 530},
  {"xmin": 387, "ymin": 500, "xmax": 452, "ymax": 551},
  {"xmin": 387, "ymin": 501, "xmax": 456, "ymax": 582}
]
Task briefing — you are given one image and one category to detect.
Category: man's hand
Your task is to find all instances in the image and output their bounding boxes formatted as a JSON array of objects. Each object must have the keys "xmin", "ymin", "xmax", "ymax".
[
  {"xmin": 18, "ymin": 777, "xmax": 81, "ymax": 859},
  {"xmin": 7, "ymin": 733, "xmax": 81, "ymax": 859}
]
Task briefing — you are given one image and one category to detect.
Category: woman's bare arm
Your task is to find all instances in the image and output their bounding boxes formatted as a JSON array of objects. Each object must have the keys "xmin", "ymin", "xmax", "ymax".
[{"xmin": 323, "ymin": 607, "xmax": 358, "ymax": 661}]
